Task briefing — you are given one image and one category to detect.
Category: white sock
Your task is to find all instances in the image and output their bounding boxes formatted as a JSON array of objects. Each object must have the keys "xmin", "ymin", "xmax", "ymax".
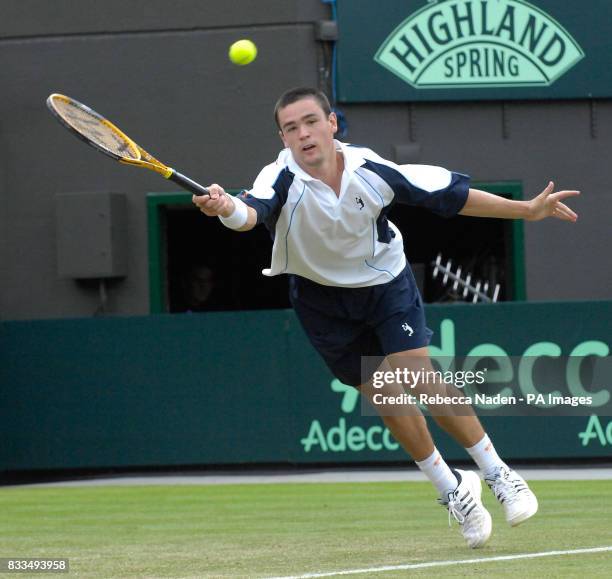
[
  {"xmin": 466, "ymin": 433, "xmax": 507, "ymax": 476},
  {"xmin": 415, "ymin": 448, "xmax": 458, "ymax": 497}
]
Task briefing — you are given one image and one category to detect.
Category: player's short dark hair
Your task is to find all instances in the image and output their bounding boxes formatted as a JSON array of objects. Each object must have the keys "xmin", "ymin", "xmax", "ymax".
[{"xmin": 274, "ymin": 87, "xmax": 332, "ymax": 129}]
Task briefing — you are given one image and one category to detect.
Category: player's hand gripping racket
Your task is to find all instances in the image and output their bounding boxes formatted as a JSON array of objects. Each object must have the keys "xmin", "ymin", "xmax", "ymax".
[{"xmin": 46, "ymin": 93, "xmax": 209, "ymax": 197}]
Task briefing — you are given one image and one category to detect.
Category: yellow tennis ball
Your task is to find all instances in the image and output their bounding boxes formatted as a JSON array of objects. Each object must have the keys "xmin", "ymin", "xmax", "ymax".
[{"xmin": 229, "ymin": 39, "xmax": 257, "ymax": 66}]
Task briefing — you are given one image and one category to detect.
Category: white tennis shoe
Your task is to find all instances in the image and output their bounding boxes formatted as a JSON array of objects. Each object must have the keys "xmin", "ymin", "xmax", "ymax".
[
  {"xmin": 439, "ymin": 469, "xmax": 492, "ymax": 549},
  {"xmin": 485, "ymin": 466, "xmax": 538, "ymax": 527}
]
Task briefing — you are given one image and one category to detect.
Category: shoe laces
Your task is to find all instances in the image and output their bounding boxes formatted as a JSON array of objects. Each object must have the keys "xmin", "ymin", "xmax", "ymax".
[
  {"xmin": 487, "ymin": 467, "xmax": 527, "ymax": 505},
  {"xmin": 440, "ymin": 488, "xmax": 474, "ymax": 527}
]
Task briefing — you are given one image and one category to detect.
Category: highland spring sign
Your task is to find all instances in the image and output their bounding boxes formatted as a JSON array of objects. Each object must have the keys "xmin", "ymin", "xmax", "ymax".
[
  {"xmin": 375, "ymin": 0, "xmax": 584, "ymax": 88},
  {"xmin": 336, "ymin": 0, "xmax": 607, "ymax": 101}
]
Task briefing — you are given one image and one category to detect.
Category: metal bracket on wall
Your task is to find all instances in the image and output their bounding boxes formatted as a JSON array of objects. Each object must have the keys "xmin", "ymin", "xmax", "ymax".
[
  {"xmin": 315, "ymin": 20, "xmax": 338, "ymax": 41},
  {"xmin": 590, "ymin": 100, "xmax": 598, "ymax": 139}
]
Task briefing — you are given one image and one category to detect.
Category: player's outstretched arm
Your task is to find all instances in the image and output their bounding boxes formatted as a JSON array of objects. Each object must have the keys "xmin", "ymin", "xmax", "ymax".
[
  {"xmin": 192, "ymin": 184, "xmax": 257, "ymax": 231},
  {"xmin": 459, "ymin": 181, "xmax": 579, "ymax": 222}
]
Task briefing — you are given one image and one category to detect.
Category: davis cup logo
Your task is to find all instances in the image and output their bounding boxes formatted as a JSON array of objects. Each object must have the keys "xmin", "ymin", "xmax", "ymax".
[{"xmin": 374, "ymin": 0, "xmax": 584, "ymax": 88}]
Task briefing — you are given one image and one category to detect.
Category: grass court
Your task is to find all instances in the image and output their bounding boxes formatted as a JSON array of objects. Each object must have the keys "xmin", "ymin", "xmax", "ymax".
[{"xmin": 1, "ymin": 480, "xmax": 611, "ymax": 577}]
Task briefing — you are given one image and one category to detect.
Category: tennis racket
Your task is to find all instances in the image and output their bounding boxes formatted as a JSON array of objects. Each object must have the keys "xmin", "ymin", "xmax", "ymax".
[{"xmin": 46, "ymin": 93, "xmax": 209, "ymax": 197}]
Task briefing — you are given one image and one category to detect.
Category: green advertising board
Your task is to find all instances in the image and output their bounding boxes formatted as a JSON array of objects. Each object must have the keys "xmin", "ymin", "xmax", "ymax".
[
  {"xmin": 336, "ymin": 0, "xmax": 608, "ymax": 101},
  {"xmin": 288, "ymin": 301, "xmax": 612, "ymax": 462},
  {"xmin": 1, "ymin": 301, "xmax": 610, "ymax": 473}
]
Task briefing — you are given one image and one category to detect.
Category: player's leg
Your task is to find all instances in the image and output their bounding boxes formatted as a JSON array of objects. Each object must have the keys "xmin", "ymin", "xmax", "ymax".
[
  {"xmin": 290, "ymin": 272, "xmax": 489, "ymax": 547},
  {"xmin": 361, "ymin": 266, "xmax": 492, "ymax": 547},
  {"xmin": 360, "ymin": 388, "xmax": 488, "ymax": 542},
  {"xmin": 387, "ymin": 346, "xmax": 538, "ymax": 527},
  {"xmin": 359, "ymin": 375, "xmax": 492, "ymax": 548},
  {"xmin": 357, "ymin": 379, "xmax": 461, "ymax": 504}
]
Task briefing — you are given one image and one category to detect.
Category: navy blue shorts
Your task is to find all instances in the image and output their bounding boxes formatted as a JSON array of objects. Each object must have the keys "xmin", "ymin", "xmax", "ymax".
[{"xmin": 289, "ymin": 265, "xmax": 433, "ymax": 386}]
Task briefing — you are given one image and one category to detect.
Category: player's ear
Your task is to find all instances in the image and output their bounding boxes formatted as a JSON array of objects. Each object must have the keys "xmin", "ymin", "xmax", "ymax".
[
  {"xmin": 279, "ymin": 129, "xmax": 288, "ymax": 148},
  {"xmin": 329, "ymin": 112, "xmax": 338, "ymax": 135}
]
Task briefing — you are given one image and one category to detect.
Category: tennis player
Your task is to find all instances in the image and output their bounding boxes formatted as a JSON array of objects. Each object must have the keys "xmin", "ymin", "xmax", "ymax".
[{"xmin": 193, "ymin": 87, "xmax": 579, "ymax": 548}]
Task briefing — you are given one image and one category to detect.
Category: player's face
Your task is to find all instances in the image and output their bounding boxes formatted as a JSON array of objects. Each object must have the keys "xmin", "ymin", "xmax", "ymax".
[{"xmin": 277, "ymin": 97, "xmax": 338, "ymax": 170}]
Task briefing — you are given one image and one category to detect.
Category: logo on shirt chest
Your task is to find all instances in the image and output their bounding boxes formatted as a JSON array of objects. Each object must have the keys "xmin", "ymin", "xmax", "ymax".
[{"xmin": 355, "ymin": 196, "xmax": 365, "ymax": 210}]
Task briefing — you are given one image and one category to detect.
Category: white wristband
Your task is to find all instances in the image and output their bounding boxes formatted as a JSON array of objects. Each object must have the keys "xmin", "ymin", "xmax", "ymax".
[{"xmin": 218, "ymin": 195, "xmax": 249, "ymax": 229}]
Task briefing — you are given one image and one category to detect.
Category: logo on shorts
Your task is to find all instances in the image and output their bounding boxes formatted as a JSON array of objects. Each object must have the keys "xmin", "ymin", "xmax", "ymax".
[{"xmin": 402, "ymin": 322, "xmax": 414, "ymax": 336}]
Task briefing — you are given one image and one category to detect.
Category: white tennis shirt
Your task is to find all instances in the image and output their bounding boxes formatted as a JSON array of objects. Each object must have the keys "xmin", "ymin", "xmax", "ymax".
[{"xmin": 240, "ymin": 140, "xmax": 469, "ymax": 288}]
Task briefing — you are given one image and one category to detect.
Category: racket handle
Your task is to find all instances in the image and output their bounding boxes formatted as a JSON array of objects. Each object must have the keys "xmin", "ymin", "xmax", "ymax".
[{"xmin": 168, "ymin": 170, "xmax": 210, "ymax": 197}]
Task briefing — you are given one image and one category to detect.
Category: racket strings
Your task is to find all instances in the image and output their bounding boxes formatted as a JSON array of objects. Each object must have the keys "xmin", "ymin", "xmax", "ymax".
[{"xmin": 51, "ymin": 98, "xmax": 140, "ymax": 160}]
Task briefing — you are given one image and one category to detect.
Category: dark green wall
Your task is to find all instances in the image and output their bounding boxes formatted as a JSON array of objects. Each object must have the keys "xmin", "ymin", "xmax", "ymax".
[{"xmin": 1, "ymin": 301, "xmax": 610, "ymax": 473}]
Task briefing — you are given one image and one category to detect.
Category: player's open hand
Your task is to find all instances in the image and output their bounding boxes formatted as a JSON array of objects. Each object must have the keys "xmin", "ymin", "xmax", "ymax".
[
  {"xmin": 527, "ymin": 181, "xmax": 579, "ymax": 222},
  {"xmin": 192, "ymin": 184, "xmax": 235, "ymax": 218}
]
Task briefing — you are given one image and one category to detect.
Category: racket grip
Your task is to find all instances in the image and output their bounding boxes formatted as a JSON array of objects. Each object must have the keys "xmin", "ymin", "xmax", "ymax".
[{"xmin": 168, "ymin": 170, "xmax": 210, "ymax": 197}]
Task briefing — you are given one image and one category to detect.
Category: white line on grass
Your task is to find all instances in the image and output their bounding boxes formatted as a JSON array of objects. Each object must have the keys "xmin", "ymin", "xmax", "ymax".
[{"xmin": 265, "ymin": 545, "xmax": 612, "ymax": 579}]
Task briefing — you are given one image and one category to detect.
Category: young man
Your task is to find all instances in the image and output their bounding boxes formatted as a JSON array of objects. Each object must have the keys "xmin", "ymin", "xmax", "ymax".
[{"xmin": 193, "ymin": 87, "xmax": 579, "ymax": 548}]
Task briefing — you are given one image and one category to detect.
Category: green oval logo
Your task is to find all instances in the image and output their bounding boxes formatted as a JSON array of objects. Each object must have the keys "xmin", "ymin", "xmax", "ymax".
[{"xmin": 375, "ymin": 0, "xmax": 584, "ymax": 88}]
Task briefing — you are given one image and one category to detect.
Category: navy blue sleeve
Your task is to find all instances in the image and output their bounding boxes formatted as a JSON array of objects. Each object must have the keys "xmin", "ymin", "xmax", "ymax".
[
  {"xmin": 362, "ymin": 159, "xmax": 470, "ymax": 218},
  {"xmin": 239, "ymin": 167, "xmax": 295, "ymax": 234},
  {"xmin": 239, "ymin": 191, "xmax": 279, "ymax": 225}
]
